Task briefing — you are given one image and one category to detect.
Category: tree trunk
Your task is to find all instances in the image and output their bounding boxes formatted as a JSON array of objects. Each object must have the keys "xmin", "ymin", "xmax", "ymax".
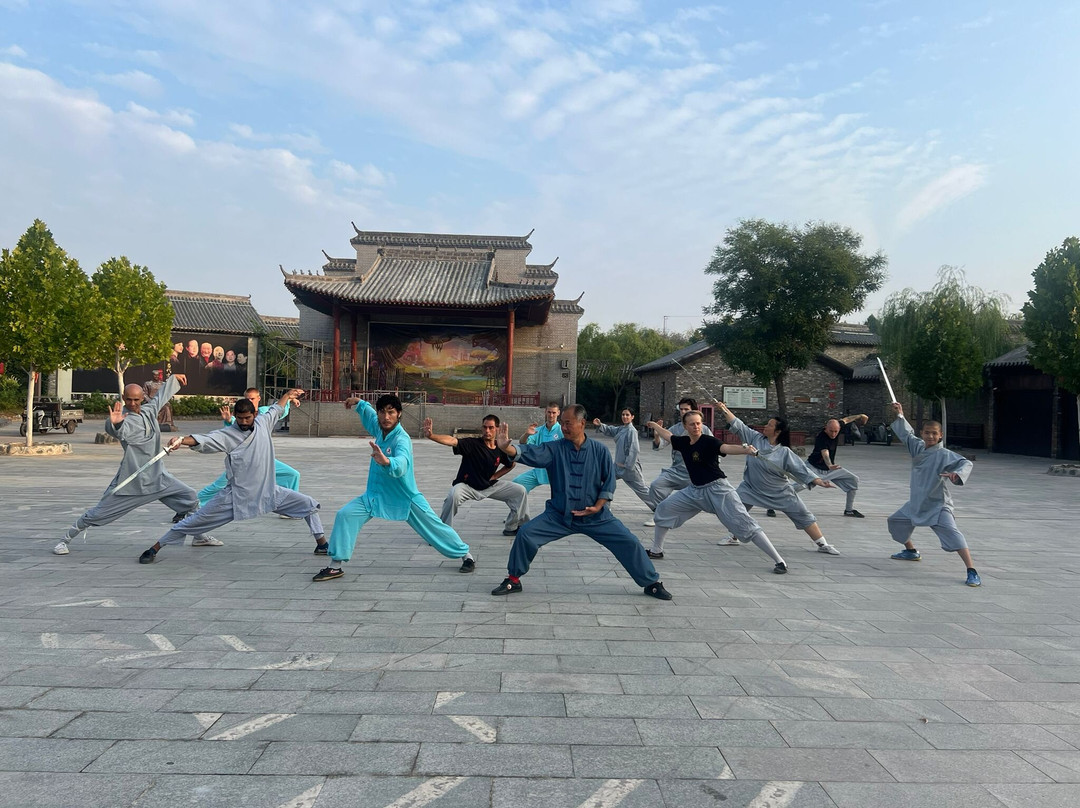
[
  {"xmin": 773, "ymin": 374, "xmax": 786, "ymax": 418},
  {"xmin": 24, "ymin": 366, "xmax": 34, "ymax": 448},
  {"xmin": 940, "ymin": 397, "xmax": 948, "ymax": 445},
  {"xmin": 1076, "ymin": 394, "xmax": 1079, "ymax": 459},
  {"xmin": 115, "ymin": 351, "xmax": 126, "ymax": 396}
]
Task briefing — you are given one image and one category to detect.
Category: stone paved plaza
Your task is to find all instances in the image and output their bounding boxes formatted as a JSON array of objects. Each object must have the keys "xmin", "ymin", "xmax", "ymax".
[{"xmin": 0, "ymin": 416, "xmax": 1078, "ymax": 808}]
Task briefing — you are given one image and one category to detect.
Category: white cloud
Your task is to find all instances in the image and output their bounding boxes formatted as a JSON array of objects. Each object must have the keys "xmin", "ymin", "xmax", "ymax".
[
  {"xmin": 895, "ymin": 163, "xmax": 988, "ymax": 231},
  {"xmin": 228, "ymin": 123, "xmax": 323, "ymax": 153},
  {"xmin": 126, "ymin": 102, "xmax": 195, "ymax": 128},
  {"xmin": 330, "ymin": 160, "xmax": 389, "ymax": 187},
  {"xmin": 95, "ymin": 70, "xmax": 162, "ymax": 97},
  {"xmin": 2, "ymin": 44, "xmax": 27, "ymax": 58}
]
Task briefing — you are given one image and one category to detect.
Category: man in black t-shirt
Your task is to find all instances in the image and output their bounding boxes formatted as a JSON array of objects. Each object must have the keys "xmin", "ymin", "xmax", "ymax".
[
  {"xmin": 806, "ymin": 414, "xmax": 868, "ymax": 517},
  {"xmin": 425, "ymin": 415, "xmax": 530, "ymax": 536}
]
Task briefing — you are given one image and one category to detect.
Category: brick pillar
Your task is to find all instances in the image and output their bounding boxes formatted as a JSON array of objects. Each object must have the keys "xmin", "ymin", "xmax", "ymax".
[
  {"xmin": 505, "ymin": 307, "xmax": 515, "ymax": 396},
  {"xmin": 331, "ymin": 302, "xmax": 341, "ymax": 400}
]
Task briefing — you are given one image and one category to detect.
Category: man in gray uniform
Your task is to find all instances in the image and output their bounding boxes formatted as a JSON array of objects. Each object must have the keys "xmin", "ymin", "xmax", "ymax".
[
  {"xmin": 55, "ymin": 374, "xmax": 218, "ymax": 555},
  {"xmin": 642, "ymin": 398, "xmax": 713, "ymax": 526},
  {"xmin": 138, "ymin": 389, "xmax": 325, "ymax": 564},
  {"xmin": 592, "ymin": 408, "xmax": 651, "ymax": 503}
]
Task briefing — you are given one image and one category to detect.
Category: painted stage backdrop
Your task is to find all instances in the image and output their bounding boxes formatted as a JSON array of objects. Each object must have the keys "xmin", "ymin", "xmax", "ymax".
[
  {"xmin": 367, "ymin": 324, "xmax": 506, "ymax": 396},
  {"xmin": 72, "ymin": 331, "xmax": 250, "ymax": 397}
]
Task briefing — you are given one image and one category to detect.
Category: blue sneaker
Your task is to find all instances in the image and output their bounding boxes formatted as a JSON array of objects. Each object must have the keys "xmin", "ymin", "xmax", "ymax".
[
  {"xmin": 890, "ymin": 548, "xmax": 921, "ymax": 561},
  {"xmin": 966, "ymin": 569, "xmax": 981, "ymax": 587}
]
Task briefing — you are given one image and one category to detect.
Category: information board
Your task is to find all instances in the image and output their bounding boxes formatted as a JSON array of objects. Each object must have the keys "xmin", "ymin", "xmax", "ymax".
[{"xmin": 723, "ymin": 386, "xmax": 767, "ymax": 409}]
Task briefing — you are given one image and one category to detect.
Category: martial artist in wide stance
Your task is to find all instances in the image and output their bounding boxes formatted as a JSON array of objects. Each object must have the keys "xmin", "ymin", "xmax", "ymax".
[
  {"xmin": 56, "ymin": 373, "xmax": 219, "ymax": 555},
  {"xmin": 713, "ymin": 402, "xmax": 839, "ymax": 554},
  {"xmin": 513, "ymin": 402, "xmax": 563, "ymax": 493},
  {"xmin": 424, "ymin": 414, "xmax": 529, "ymax": 536},
  {"xmin": 138, "ymin": 389, "xmax": 325, "ymax": 564},
  {"xmin": 886, "ymin": 402, "xmax": 981, "ymax": 587},
  {"xmin": 805, "ymin": 414, "xmax": 869, "ymax": 517},
  {"xmin": 313, "ymin": 394, "xmax": 475, "ymax": 582},
  {"xmin": 592, "ymin": 408, "xmax": 652, "ymax": 504},
  {"xmin": 197, "ymin": 388, "xmax": 301, "ymax": 506},
  {"xmin": 646, "ymin": 411, "xmax": 789, "ymax": 574},
  {"xmin": 490, "ymin": 404, "xmax": 672, "ymax": 600},
  {"xmin": 642, "ymin": 398, "xmax": 713, "ymax": 526}
]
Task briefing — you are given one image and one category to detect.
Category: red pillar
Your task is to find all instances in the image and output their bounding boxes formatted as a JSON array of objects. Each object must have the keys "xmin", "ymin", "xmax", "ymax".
[
  {"xmin": 505, "ymin": 306, "xmax": 515, "ymax": 397},
  {"xmin": 350, "ymin": 312, "xmax": 358, "ymax": 381},
  {"xmin": 331, "ymin": 302, "xmax": 341, "ymax": 400}
]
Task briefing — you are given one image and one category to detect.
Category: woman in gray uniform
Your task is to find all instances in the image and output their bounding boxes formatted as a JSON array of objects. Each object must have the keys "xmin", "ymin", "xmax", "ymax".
[{"xmin": 592, "ymin": 408, "xmax": 652, "ymax": 504}]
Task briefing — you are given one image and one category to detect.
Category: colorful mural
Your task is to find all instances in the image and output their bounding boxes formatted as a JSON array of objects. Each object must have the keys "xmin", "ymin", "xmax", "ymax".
[{"xmin": 368, "ymin": 324, "xmax": 506, "ymax": 396}]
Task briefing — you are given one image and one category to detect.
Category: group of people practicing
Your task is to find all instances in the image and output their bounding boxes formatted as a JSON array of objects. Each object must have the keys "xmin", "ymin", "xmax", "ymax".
[{"xmin": 54, "ymin": 374, "xmax": 982, "ymax": 596}]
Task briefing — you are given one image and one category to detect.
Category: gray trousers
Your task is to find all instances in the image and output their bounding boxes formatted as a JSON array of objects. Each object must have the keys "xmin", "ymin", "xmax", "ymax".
[
  {"xmin": 644, "ymin": 466, "xmax": 691, "ymax": 511},
  {"xmin": 813, "ymin": 467, "xmax": 859, "ymax": 510},
  {"xmin": 440, "ymin": 480, "xmax": 529, "ymax": 531},
  {"xmin": 158, "ymin": 486, "xmax": 324, "ymax": 547},
  {"xmin": 618, "ymin": 463, "xmax": 653, "ymax": 505},
  {"xmin": 888, "ymin": 509, "xmax": 967, "ymax": 551},
  {"xmin": 68, "ymin": 475, "xmax": 211, "ymax": 542}
]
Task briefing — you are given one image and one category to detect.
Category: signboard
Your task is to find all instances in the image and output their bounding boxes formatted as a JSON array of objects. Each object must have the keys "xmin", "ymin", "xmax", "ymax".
[{"xmin": 724, "ymin": 386, "xmax": 767, "ymax": 409}]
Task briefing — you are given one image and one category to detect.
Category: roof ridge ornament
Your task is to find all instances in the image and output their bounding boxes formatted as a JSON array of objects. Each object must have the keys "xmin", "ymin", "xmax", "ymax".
[
  {"xmin": 523, "ymin": 228, "xmax": 535, "ymax": 240},
  {"xmin": 352, "ymin": 221, "xmax": 361, "ymax": 236}
]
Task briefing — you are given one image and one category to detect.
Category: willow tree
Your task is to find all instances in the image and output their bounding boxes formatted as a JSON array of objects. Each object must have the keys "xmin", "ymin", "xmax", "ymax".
[
  {"xmin": 878, "ymin": 266, "xmax": 1013, "ymax": 442},
  {"xmin": 1022, "ymin": 237, "xmax": 1080, "ymax": 451}
]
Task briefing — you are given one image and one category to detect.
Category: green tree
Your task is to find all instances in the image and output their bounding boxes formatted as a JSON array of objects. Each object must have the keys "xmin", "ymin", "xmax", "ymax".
[
  {"xmin": 0, "ymin": 220, "xmax": 101, "ymax": 447},
  {"xmin": 87, "ymin": 257, "xmax": 174, "ymax": 395},
  {"xmin": 577, "ymin": 322, "xmax": 687, "ymax": 418},
  {"xmin": 1022, "ymin": 237, "xmax": 1080, "ymax": 451},
  {"xmin": 878, "ymin": 266, "xmax": 1013, "ymax": 441},
  {"xmin": 702, "ymin": 219, "xmax": 886, "ymax": 417}
]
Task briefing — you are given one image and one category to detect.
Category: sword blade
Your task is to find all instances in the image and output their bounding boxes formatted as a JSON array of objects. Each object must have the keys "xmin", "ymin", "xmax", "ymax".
[
  {"xmin": 111, "ymin": 447, "xmax": 170, "ymax": 494},
  {"xmin": 876, "ymin": 357, "xmax": 898, "ymax": 403}
]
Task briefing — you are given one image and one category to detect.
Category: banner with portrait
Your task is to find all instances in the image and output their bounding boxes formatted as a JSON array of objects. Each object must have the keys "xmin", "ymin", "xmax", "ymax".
[{"xmin": 367, "ymin": 324, "xmax": 506, "ymax": 396}]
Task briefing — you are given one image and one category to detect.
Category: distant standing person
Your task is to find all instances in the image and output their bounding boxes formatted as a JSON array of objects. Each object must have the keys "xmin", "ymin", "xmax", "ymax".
[
  {"xmin": 886, "ymin": 402, "xmax": 981, "ymax": 587},
  {"xmin": 513, "ymin": 402, "xmax": 563, "ymax": 493},
  {"xmin": 592, "ymin": 408, "xmax": 651, "ymax": 504},
  {"xmin": 142, "ymin": 369, "xmax": 175, "ymax": 432},
  {"xmin": 423, "ymin": 414, "xmax": 529, "ymax": 536},
  {"xmin": 806, "ymin": 414, "xmax": 869, "ymax": 517}
]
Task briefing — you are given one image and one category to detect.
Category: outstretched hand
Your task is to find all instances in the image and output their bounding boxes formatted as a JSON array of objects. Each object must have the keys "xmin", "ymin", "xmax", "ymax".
[
  {"xmin": 369, "ymin": 440, "xmax": 390, "ymax": 466},
  {"xmin": 523, "ymin": 422, "xmax": 538, "ymax": 438},
  {"xmin": 218, "ymin": 404, "xmax": 231, "ymax": 420},
  {"xmin": 344, "ymin": 396, "xmax": 361, "ymax": 408},
  {"xmin": 495, "ymin": 423, "xmax": 513, "ymax": 453},
  {"xmin": 109, "ymin": 401, "xmax": 125, "ymax": 424},
  {"xmin": 166, "ymin": 437, "xmax": 184, "ymax": 452},
  {"xmin": 890, "ymin": 402, "xmax": 903, "ymax": 417},
  {"xmin": 421, "ymin": 417, "xmax": 433, "ymax": 438},
  {"xmin": 172, "ymin": 374, "xmax": 187, "ymax": 386},
  {"xmin": 592, "ymin": 418, "xmax": 602, "ymax": 427},
  {"xmin": 571, "ymin": 504, "xmax": 602, "ymax": 517},
  {"xmin": 812, "ymin": 478, "xmax": 833, "ymax": 488},
  {"xmin": 940, "ymin": 472, "xmax": 960, "ymax": 484}
]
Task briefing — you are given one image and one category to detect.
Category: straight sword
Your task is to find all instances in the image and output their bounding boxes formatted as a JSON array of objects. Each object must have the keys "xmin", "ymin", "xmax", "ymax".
[
  {"xmin": 111, "ymin": 440, "xmax": 180, "ymax": 494},
  {"xmin": 876, "ymin": 357, "xmax": 898, "ymax": 403},
  {"xmin": 671, "ymin": 358, "xmax": 723, "ymax": 404}
]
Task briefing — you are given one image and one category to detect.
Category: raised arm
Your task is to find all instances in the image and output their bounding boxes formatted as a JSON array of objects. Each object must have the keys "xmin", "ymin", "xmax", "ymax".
[
  {"xmin": 646, "ymin": 420, "xmax": 673, "ymax": 442},
  {"xmin": 495, "ymin": 423, "xmax": 518, "ymax": 458},
  {"xmin": 720, "ymin": 442, "xmax": 759, "ymax": 457},
  {"xmin": 421, "ymin": 417, "xmax": 458, "ymax": 447},
  {"xmin": 519, "ymin": 422, "xmax": 538, "ymax": 444},
  {"xmin": 841, "ymin": 413, "xmax": 869, "ymax": 426}
]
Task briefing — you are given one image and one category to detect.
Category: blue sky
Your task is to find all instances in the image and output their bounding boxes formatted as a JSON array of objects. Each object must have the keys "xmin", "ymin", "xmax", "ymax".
[{"xmin": 2, "ymin": 1, "xmax": 1077, "ymax": 332}]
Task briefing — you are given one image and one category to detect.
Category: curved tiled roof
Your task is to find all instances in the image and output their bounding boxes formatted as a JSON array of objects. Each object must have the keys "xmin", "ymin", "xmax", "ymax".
[
  {"xmin": 552, "ymin": 299, "xmax": 585, "ymax": 315},
  {"xmin": 261, "ymin": 315, "xmax": 300, "ymax": 341},
  {"xmin": 166, "ymin": 289, "xmax": 263, "ymax": 335},
  {"xmin": 985, "ymin": 344, "xmax": 1030, "ymax": 368},
  {"xmin": 350, "ymin": 229, "xmax": 532, "ymax": 251}
]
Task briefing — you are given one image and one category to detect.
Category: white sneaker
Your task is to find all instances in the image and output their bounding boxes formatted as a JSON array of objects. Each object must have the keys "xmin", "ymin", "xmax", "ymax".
[
  {"xmin": 817, "ymin": 543, "xmax": 841, "ymax": 555},
  {"xmin": 717, "ymin": 535, "xmax": 742, "ymax": 546},
  {"xmin": 191, "ymin": 536, "xmax": 224, "ymax": 547},
  {"xmin": 643, "ymin": 518, "xmax": 656, "ymax": 527},
  {"xmin": 52, "ymin": 541, "xmax": 70, "ymax": 555}
]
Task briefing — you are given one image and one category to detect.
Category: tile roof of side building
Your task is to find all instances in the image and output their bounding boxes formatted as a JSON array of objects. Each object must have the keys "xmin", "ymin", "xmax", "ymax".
[
  {"xmin": 985, "ymin": 344, "xmax": 1031, "ymax": 368},
  {"xmin": 261, "ymin": 315, "xmax": 301, "ymax": 341},
  {"xmin": 166, "ymin": 289, "xmax": 265, "ymax": 335},
  {"xmin": 349, "ymin": 226, "xmax": 534, "ymax": 251}
]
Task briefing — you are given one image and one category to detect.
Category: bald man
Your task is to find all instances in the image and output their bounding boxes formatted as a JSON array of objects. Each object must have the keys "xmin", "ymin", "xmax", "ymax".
[
  {"xmin": 55, "ymin": 374, "xmax": 219, "ymax": 555},
  {"xmin": 805, "ymin": 413, "xmax": 868, "ymax": 517}
]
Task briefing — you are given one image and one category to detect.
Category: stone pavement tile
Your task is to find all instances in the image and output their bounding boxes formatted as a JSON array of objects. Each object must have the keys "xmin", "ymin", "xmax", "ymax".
[
  {"xmin": 252, "ymin": 670, "xmax": 379, "ymax": 690},
  {"xmin": 131, "ymin": 774, "xmax": 326, "ymax": 808},
  {"xmin": 843, "ymin": 676, "xmax": 993, "ymax": 701},
  {"xmin": 1, "ymin": 666, "xmax": 139, "ymax": 688},
  {"xmin": 915, "ymin": 648, "xmax": 1038, "ymax": 665},
  {"xmin": 723, "ymin": 747, "xmax": 893, "ymax": 782},
  {"xmin": 123, "ymin": 668, "xmax": 264, "ymax": 690},
  {"xmin": 565, "ymin": 694, "xmax": 697, "ymax": 719},
  {"xmin": 28, "ymin": 687, "xmax": 178, "ymax": 712},
  {"xmin": 550, "ymin": 626, "xmax": 650, "ymax": 641},
  {"xmin": 944, "ymin": 701, "xmax": 1080, "ymax": 724},
  {"xmin": 704, "ymin": 643, "xmax": 824, "ymax": 660},
  {"xmin": 1019, "ymin": 751, "xmax": 1080, "ymax": 782},
  {"xmin": 300, "ymin": 691, "xmax": 435, "ymax": 715},
  {"xmin": 85, "ymin": 740, "xmax": 265, "ymax": 774},
  {"xmin": 432, "ymin": 692, "xmax": 566, "ymax": 717},
  {"xmin": 54, "ymin": 711, "xmax": 212, "ymax": 740},
  {"xmin": 444, "ymin": 653, "xmax": 559, "ymax": 672},
  {"xmin": 810, "ymin": 644, "xmax": 930, "ymax": 662},
  {"xmin": 0, "ymin": 738, "xmax": 114, "ymax": 772},
  {"xmin": 777, "ymin": 659, "xmax": 897, "ymax": 679},
  {"xmin": 417, "ymin": 742, "xmax": 572, "ymax": 777},
  {"xmin": 492, "ymin": 776, "xmax": 663, "ymax": 808},
  {"xmin": 883, "ymin": 662, "xmax": 1018, "ymax": 682},
  {"xmin": 618, "ymin": 674, "xmax": 745, "ymax": 696},
  {"xmin": 0, "ymin": 708, "xmax": 79, "ymax": 737},
  {"xmin": 635, "ymin": 718, "xmax": 783, "ymax": 747},
  {"xmin": 1043, "ymin": 724, "xmax": 1080, "ymax": 746},
  {"xmin": 160, "ymin": 689, "xmax": 311, "ymax": 713},
  {"xmin": 0, "ymin": 686, "xmax": 48, "ymax": 708},
  {"xmin": 992, "ymin": 664, "xmax": 1080, "ymax": 682},
  {"xmin": 206, "ymin": 713, "xmax": 359, "ymax": 742},
  {"xmin": 352, "ymin": 714, "xmax": 501, "ymax": 744},
  {"xmin": 774, "ymin": 719, "xmax": 932, "ymax": 749},
  {"xmin": 496, "ymin": 717, "xmax": 639, "ymax": 745},
  {"xmin": 316, "ymin": 775, "xmax": 492, "ymax": 808},
  {"xmin": 666, "ymin": 657, "xmax": 785, "ymax": 676},
  {"xmin": 250, "ymin": 741, "xmax": 418, "ymax": 775},
  {"xmin": 0, "ymin": 772, "xmax": 152, "ymax": 808},
  {"xmin": 735, "ymin": 675, "xmax": 872, "ymax": 699},
  {"xmin": 504, "ymin": 640, "xmax": 611, "ymax": 656},
  {"xmin": 376, "ymin": 671, "xmax": 501, "ymax": 692},
  {"xmin": 912, "ymin": 722, "xmax": 1076, "ymax": 750},
  {"xmin": 987, "ymin": 784, "xmax": 1080, "ymax": 808},
  {"xmin": 693, "ymin": 695, "xmax": 833, "ymax": 720},
  {"xmin": 501, "ymin": 672, "xmax": 622, "ymax": 694},
  {"xmin": 556, "ymin": 655, "xmax": 672, "ymax": 674},
  {"xmin": 506, "ymin": 613, "xmax": 599, "ymax": 626},
  {"xmin": 442, "ymin": 624, "xmax": 553, "ymax": 640},
  {"xmin": 661, "ymin": 780, "xmax": 838, "ymax": 808},
  {"xmin": 974, "ymin": 682, "xmax": 1080, "ymax": 701},
  {"xmin": 816, "ymin": 697, "xmax": 966, "ymax": 723},
  {"xmin": 822, "ymin": 782, "xmax": 1008, "ymax": 808},
  {"xmin": 869, "ymin": 750, "xmax": 1054, "ymax": 782},
  {"xmin": 571, "ymin": 744, "xmax": 730, "ymax": 779},
  {"xmin": 743, "ymin": 630, "xmax": 855, "ymax": 646},
  {"xmin": 327, "ymin": 652, "xmax": 445, "ymax": 671}
]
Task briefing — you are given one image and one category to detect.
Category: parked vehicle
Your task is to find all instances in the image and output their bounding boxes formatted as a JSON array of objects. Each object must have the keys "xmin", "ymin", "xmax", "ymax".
[
  {"xmin": 863, "ymin": 421, "xmax": 894, "ymax": 446},
  {"xmin": 19, "ymin": 398, "xmax": 84, "ymax": 436}
]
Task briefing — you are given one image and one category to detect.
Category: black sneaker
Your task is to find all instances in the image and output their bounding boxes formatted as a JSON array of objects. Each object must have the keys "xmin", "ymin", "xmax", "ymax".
[
  {"xmin": 313, "ymin": 541, "xmax": 329, "ymax": 555},
  {"xmin": 773, "ymin": 562, "xmax": 788, "ymax": 574},
  {"xmin": 459, "ymin": 557, "xmax": 475, "ymax": 574},
  {"xmin": 312, "ymin": 567, "xmax": 344, "ymax": 582},
  {"xmin": 843, "ymin": 509, "xmax": 865, "ymax": 518},
  {"xmin": 766, "ymin": 509, "xmax": 777, "ymax": 517},
  {"xmin": 644, "ymin": 581, "xmax": 673, "ymax": 600},
  {"xmin": 138, "ymin": 548, "xmax": 157, "ymax": 564},
  {"xmin": 646, "ymin": 549, "xmax": 664, "ymax": 560},
  {"xmin": 501, "ymin": 527, "xmax": 519, "ymax": 536},
  {"xmin": 172, "ymin": 512, "xmax": 188, "ymax": 523},
  {"xmin": 491, "ymin": 577, "xmax": 522, "ymax": 596}
]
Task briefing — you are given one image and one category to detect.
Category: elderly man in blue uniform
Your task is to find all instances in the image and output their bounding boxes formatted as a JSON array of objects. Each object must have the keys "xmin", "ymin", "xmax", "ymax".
[
  {"xmin": 490, "ymin": 404, "xmax": 672, "ymax": 600},
  {"xmin": 138, "ymin": 389, "xmax": 325, "ymax": 563},
  {"xmin": 512, "ymin": 402, "xmax": 563, "ymax": 493},
  {"xmin": 55, "ymin": 373, "xmax": 218, "ymax": 555},
  {"xmin": 313, "ymin": 394, "xmax": 475, "ymax": 582}
]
